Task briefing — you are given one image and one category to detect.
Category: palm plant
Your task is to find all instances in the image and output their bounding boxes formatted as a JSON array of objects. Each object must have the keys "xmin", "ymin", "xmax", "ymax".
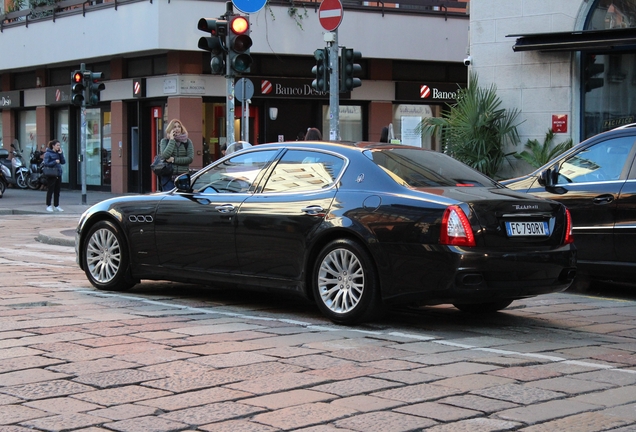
[
  {"xmin": 513, "ymin": 128, "xmax": 573, "ymax": 169},
  {"xmin": 417, "ymin": 72, "xmax": 521, "ymax": 179}
]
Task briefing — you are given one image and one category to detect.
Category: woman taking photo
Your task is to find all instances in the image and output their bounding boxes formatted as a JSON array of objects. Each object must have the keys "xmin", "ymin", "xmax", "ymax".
[{"xmin": 159, "ymin": 119, "xmax": 194, "ymax": 191}]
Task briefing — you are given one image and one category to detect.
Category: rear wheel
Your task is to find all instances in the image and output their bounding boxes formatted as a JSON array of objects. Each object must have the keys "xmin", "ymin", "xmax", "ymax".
[
  {"xmin": 313, "ymin": 239, "xmax": 382, "ymax": 325},
  {"xmin": 26, "ymin": 174, "xmax": 40, "ymax": 190},
  {"xmin": 0, "ymin": 180, "xmax": 5, "ymax": 197},
  {"xmin": 82, "ymin": 220, "xmax": 136, "ymax": 292},
  {"xmin": 453, "ymin": 300, "xmax": 514, "ymax": 314}
]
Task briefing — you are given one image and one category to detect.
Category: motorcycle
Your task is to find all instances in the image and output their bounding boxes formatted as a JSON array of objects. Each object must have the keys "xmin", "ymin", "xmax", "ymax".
[
  {"xmin": 26, "ymin": 146, "xmax": 46, "ymax": 190},
  {"xmin": 0, "ymin": 142, "xmax": 29, "ymax": 189}
]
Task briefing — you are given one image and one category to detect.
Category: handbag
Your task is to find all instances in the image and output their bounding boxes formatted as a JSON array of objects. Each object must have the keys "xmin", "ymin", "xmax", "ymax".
[
  {"xmin": 42, "ymin": 166, "xmax": 58, "ymax": 177},
  {"xmin": 150, "ymin": 155, "xmax": 173, "ymax": 177}
]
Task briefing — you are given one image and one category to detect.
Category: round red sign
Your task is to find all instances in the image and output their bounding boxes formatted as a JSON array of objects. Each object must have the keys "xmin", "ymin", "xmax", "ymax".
[{"xmin": 319, "ymin": 0, "xmax": 343, "ymax": 31}]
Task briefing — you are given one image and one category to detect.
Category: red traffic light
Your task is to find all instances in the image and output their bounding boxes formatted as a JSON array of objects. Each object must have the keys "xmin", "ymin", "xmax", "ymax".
[
  {"xmin": 72, "ymin": 72, "xmax": 83, "ymax": 83},
  {"xmin": 230, "ymin": 16, "xmax": 249, "ymax": 35}
]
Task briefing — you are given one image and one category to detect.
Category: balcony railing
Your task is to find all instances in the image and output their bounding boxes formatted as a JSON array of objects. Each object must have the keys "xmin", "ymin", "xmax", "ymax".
[{"xmin": 1, "ymin": 0, "xmax": 468, "ymax": 32}]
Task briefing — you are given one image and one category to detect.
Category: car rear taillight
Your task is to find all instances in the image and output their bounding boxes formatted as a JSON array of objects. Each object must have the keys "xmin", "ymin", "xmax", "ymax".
[
  {"xmin": 564, "ymin": 208, "xmax": 574, "ymax": 244},
  {"xmin": 440, "ymin": 205, "xmax": 476, "ymax": 247}
]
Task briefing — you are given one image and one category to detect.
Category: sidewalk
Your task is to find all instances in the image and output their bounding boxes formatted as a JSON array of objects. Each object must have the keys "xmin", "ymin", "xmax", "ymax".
[{"xmin": 0, "ymin": 187, "xmax": 124, "ymax": 247}]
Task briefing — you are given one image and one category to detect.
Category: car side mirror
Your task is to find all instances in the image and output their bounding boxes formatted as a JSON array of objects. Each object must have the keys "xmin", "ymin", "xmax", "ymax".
[
  {"xmin": 174, "ymin": 173, "xmax": 192, "ymax": 192},
  {"xmin": 539, "ymin": 167, "xmax": 567, "ymax": 195}
]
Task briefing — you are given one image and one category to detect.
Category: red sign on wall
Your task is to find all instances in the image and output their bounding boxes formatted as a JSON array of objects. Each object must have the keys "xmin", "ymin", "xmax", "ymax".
[{"xmin": 552, "ymin": 114, "xmax": 568, "ymax": 133}]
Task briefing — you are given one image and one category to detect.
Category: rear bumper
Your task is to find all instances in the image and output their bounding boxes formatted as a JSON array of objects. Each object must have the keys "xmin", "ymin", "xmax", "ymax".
[{"xmin": 380, "ymin": 244, "xmax": 576, "ymax": 305}]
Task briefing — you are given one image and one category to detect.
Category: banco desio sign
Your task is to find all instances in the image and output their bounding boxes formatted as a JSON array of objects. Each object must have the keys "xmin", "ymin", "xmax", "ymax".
[
  {"xmin": 396, "ymin": 81, "xmax": 465, "ymax": 103},
  {"xmin": 254, "ymin": 78, "xmax": 349, "ymax": 99}
]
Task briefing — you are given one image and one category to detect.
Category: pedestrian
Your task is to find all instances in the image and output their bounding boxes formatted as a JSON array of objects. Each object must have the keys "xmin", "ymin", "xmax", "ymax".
[
  {"xmin": 305, "ymin": 127, "xmax": 322, "ymax": 140},
  {"xmin": 44, "ymin": 139, "xmax": 65, "ymax": 212},
  {"xmin": 159, "ymin": 119, "xmax": 194, "ymax": 191},
  {"xmin": 380, "ymin": 126, "xmax": 389, "ymax": 143}
]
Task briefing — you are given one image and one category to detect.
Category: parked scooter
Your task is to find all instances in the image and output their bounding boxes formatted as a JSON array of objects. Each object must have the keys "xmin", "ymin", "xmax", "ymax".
[
  {"xmin": 0, "ymin": 142, "xmax": 29, "ymax": 189},
  {"xmin": 0, "ymin": 161, "xmax": 7, "ymax": 198},
  {"xmin": 27, "ymin": 146, "xmax": 46, "ymax": 190}
]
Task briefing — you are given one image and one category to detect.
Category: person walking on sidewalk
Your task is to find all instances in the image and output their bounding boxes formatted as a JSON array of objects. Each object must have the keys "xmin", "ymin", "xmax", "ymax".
[{"xmin": 44, "ymin": 139, "xmax": 65, "ymax": 212}]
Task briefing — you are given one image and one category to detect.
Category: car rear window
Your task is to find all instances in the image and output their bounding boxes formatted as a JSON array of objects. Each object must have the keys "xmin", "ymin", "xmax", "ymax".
[{"xmin": 364, "ymin": 148, "xmax": 499, "ymax": 188}]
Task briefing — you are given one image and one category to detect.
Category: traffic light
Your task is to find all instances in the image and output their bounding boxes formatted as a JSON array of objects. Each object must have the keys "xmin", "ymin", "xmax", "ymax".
[
  {"xmin": 311, "ymin": 48, "xmax": 329, "ymax": 92},
  {"xmin": 340, "ymin": 48, "xmax": 362, "ymax": 92},
  {"xmin": 198, "ymin": 18, "xmax": 228, "ymax": 75},
  {"xmin": 71, "ymin": 70, "xmax": 85, "ymax": 106},
  {"xmin": 228, "ymin": 15, "xmax": 252, "ymax": 75},
  {"xmin": 584, "ymin": 55, "xmax": 604, "ymax": 93},
  {"xmin": 86, "ymin": 71, "xmax": 105, "ymax": 106}
]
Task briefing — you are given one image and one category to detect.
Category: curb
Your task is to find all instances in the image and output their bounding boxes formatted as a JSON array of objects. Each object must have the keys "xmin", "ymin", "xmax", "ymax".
[{"xmin": 36, "ymin": 228, "xmax": 75, "ymax": 247}]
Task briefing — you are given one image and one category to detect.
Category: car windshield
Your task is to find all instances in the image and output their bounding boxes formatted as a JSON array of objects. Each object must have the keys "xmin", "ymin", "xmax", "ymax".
[{"xmin": 364, "ymin": 148, "xmax": 500, "ymax": 188}]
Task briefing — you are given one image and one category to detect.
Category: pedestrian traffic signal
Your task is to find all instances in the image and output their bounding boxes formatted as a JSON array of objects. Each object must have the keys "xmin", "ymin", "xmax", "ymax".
[
  {"xmin": 584, "ymin": 55, "xmax": 605, "ymax": 93},
  {"xmin": 86, "ymin": 71, "xmax": 105, "ymax": 106},
  {"xmin": 340, "ymin": 48, "xmax": 362, "ymax": 92},
  {"xmin": 71, "ymin": 70, "xmax": 85, "ymax": 106},
  {"xmin": 228, "ymin": 14, "xmax": 252, "ymax": 75},
  {"xmin": 198, "ymin": 18, "xmax": 228, "ymax": 75},
  {"xmin": 311, "ymin": 48, "xmax": 329, "ymax": 92}
]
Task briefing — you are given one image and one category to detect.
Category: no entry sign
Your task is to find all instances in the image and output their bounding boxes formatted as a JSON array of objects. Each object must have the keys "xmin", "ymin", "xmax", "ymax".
[{"xmin": 319, "ymin": 0, "xmax": 343, "ymax": 31}]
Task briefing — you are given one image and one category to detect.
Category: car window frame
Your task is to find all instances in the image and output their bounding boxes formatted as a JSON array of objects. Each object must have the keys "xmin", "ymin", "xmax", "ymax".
[
  {"xmin": 257, "ymin": 148, "xmax": 349, "ymax": 196},
  {"xmin": 189, "ymin": 148, "xmax": 282, "ymax": 195},
  {"xmin": 554, "ymin": 136, "xmax": 636, "ymax": 186}
]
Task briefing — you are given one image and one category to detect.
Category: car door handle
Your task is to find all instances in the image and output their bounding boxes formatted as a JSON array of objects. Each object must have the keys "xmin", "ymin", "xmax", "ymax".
[
  {"xmin": 302, "ymin": 205, "xmax": 325, "ymax": 216},
  {"xmin": 592, "ymin": 194, "xmax": 614, "ymax": 205},
  {"xmin": 215, "ymin": 204, "xmax": 235, "ymax": 213}
]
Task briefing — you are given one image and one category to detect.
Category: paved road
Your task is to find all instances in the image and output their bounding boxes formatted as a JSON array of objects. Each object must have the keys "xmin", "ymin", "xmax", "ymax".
[{"xmin": 1, "ymin": 212, "xmax": 636, "ymax": 431}]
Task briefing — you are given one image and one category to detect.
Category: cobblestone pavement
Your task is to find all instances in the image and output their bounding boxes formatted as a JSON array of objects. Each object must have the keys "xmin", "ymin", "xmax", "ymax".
[{"xmin": 1, "ymin": 214, "xmax": 636, "ymax": 431}]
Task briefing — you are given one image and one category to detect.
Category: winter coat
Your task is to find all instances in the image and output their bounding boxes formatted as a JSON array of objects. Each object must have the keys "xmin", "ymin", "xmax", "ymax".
[
  {"xmin": 43, "ymin": 147, "xmax": 65, "ymax": 177},
  {"xmin": 160, "ymin": 138, "xmax": 194, "ymax": 176}
]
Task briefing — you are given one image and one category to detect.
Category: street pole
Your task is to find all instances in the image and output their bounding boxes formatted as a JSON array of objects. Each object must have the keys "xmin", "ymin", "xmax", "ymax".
[
  {"xmin": 226, "ymin": 69, "xmax": 235, "ymax": 147},
  {"xmin": 79, "ymin": 63, "xmax": 87, "ymax": 205},
  {"xmin": 328, "ymin": 31, "xmax": 340, "ymax": 141}
]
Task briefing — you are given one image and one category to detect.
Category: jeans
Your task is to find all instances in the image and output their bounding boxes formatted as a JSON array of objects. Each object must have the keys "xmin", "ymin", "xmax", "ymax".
[
  {"xmin": 46, "ymin": 176, "xmax": 61, "ymax": 207},
  {"xmin": 160, "ymin": 175, "xmax": 174, "ymax": 191}
]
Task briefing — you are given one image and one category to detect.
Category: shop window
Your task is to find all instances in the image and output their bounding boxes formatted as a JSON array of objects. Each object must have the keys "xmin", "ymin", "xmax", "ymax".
[
  {"xmin": 321, "ymin": 105, "xmax": 363, "ymax": 141},
  {"xmin": 391, "ymin": 104, "xmax": 439, "ymax": 149}
]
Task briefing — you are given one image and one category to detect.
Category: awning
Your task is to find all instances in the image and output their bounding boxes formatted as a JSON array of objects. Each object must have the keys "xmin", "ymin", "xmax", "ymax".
[{"xmin": 509, "ymin": 27, "xmax": 636, "ymax": 52}]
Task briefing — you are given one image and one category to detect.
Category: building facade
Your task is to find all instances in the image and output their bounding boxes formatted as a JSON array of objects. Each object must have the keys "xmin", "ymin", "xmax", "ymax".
[
  {"xmin": 470, "ymin": 0, "xmax": 636, "ymax": 177},
  {"xmin": 0, "ymin": 0, "xmax": 469, "ymax": 193}
]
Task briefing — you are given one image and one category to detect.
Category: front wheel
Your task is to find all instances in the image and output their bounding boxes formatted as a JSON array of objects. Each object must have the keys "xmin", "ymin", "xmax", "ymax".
[
  {"xmin": 453, "ymin": 300, "xmax": 514, "ymax": 314},
  {"xmin": 82, "ymin": 220, "xmax": 136, "ymax": 291},
  {"xmin": 16, "ymin": 169, "xmax": 28, "ymax": 189},
  {"xmin": 313, "ymin": 239, "xmax": 382, "ymax": 325}
]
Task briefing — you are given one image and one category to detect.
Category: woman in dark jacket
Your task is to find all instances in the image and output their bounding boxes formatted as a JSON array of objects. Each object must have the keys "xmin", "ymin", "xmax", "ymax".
[
  {"xmin": 43, "ymin": 139, "xmax": 65, "ymax": 212},
  {"xmin": 159, "ymin": 118, "xmax": 194, "ymax": 191}
]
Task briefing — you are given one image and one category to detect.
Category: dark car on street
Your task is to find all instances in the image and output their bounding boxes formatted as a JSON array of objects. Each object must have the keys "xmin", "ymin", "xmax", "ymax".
[
  {"xmin": 76, "ymin": 141, "xmax": 576, "ymax": 324},
  {"xmin": 503, "ymin": 125, "xmax": 636, "ymax": 287}
]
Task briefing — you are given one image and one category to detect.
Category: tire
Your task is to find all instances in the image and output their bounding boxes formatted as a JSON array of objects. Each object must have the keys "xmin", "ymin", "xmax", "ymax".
[
  {"xmin": 82, "ymin": 220, "xmax": 136, "ymax": 292},
  {"xmin": 453, "ymin": 299, "xmax": 514, "ymax": 314},
  {"xmin": 313, "ymin": 239, "xmax": 382, "ymax": 325},
  {"xmin": 16, "ymin": 169, "xmax": 28, "ymax": 189},
  {"xmin": 0, "ymin": 180, "xmax": 5, "ymax": 197},
  {"xmin": 26, "ymin": 174, "xmax": 40, "ymax": 190}
]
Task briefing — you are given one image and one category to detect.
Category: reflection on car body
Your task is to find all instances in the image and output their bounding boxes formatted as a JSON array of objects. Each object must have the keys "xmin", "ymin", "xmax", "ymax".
[{"xmin": 76, "ymin": 141, "xmax": 576, "ymax": 324}]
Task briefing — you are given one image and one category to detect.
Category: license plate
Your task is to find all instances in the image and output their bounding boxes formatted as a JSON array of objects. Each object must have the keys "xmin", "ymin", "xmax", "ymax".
[{"xmin": 505, "ymin": 221, "xmax": 549, "ymax": 237}]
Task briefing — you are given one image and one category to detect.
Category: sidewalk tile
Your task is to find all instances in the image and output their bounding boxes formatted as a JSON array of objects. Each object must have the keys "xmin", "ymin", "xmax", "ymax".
[
  {"xmin": 72, "ymin": 385, "xmax": 172, "ymax": 407},
  {"xmin": 0, "ymin": 405, "xmax": 48, "ymax": 425},
  {"xmin": 24, "ymin": 397, "xmax": 103, "ymax": 414},
  {"xmin": 100, "ymin": 415, "xmax": 188, "ymax": 432},
  {"xmin": 312, "ymin": 377, "xmax": 399, "ymax": 397},
  {"xmin": 371, "ymin": 382, "xmax": 462, "ymax": 403},
  {"xmin": 253, "ymin": 402, "xmax": 355, "ymax": 429},
  {"xmin": 395, "ymin": 401, "xmax": 481, "ymax": 421},
  {"xmin": 496, "ymin": 399, "xmax": 598, "ymax": 424},
  {"xmin": 198, "ymin": 419, "xmax": 279, "ymax": 432},
  {"xmin": 20, "ymin": 412, "xmax": 110, "ymax": 431},
  {"xmin": 440, "ymin": 394, "xmax": 519, "ymax": 414},
  {"xmin": 160, "ymin": 402, "xmax": 264, "ymax": 425},
  {"xmin": 425, "ymin": 417, "xmax": 520, "ymax": 431},
  {"xmin": 138, "ymin": 387, "xmax": 251, "ymax": 411},
  {"xmin": 333, "ymin": 410, "xmax": 436, "ymax": 432},
  {"xmin": 243, "ymin": 389, "xmax": 334, "ymax": 409},
  {"xmin": 472, "ymin": 383, "xmax": 565, "ymax": 405},
  {"xmin": 0, "ymin": 379, "xmax": 92, "ymax": 400},
  {"xmin": 227, "ymin": 372, "xmax": 330, "ymax": 395},
  {"xmin": 330, "ymin": 395, "xmax": 404, "ymax": 412}
]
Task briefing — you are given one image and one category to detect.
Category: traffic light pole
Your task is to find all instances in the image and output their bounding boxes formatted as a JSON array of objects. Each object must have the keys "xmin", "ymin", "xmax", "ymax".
[
  {"xmin": 80, "ymin": 106, "xmax": 87, "ymax": 205},
  {"xmin": 226, "ymin": 72, "xmax": 235, "ymax": 148},
  {"xmin": 327, "ymin": 31, "xmax": 340, "ymax": 141}
]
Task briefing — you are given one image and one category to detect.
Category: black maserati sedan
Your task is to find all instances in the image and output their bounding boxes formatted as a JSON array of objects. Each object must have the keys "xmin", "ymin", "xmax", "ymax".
[
  {"xmin": 503, "ymin": 125, "xmax": 636, "ymax": 287},
  {"xmin": 76, "ymin": 141, "xmax": 576, "ymax": 324}
]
